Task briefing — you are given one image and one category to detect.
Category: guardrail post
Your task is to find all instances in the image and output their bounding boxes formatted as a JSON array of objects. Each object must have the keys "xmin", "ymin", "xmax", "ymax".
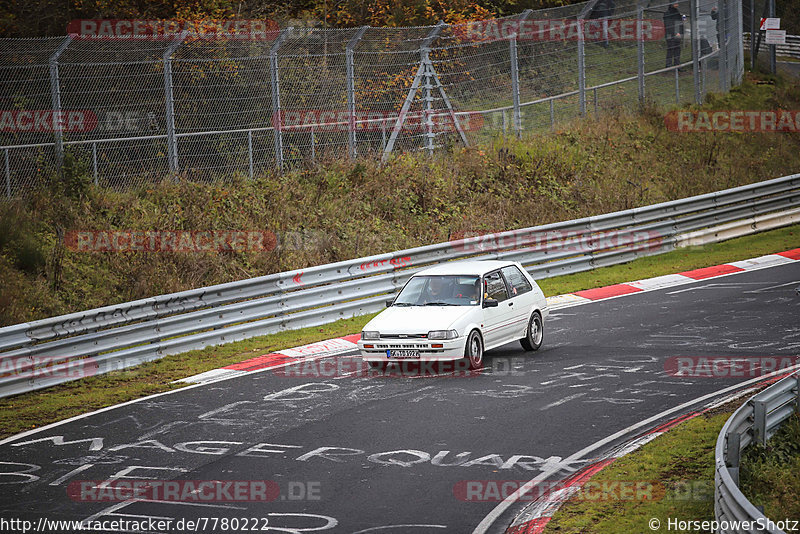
[
  {"xmin": 690, "ymin": 0, "xmax": 701, "ymax": 105},
  {"xmin": 163, "ymin": 31, "xmax": 187, "ymax": 175},
  {"xmin": 49, "ymin": 35, "xmax": 74, "ymax": 170},
  {"xmin": 752, "ymin": 397, "xmax": 767, "ymax": 446},
  {"xmin": 718, "ymin": 0, "xmax": 729, "ymax": 93},
  {"xmin": 247, "ymin": 130, "xmax": 254, "ymax": 179},
  {"xmin": 577, "ymin": 19, "xmax": 586, "ymax": 116},
  {"xmin": 346, "ymin": 26, "xmax": 369, "ymax": 159},
  {"xmin": 796, "ymin": 373, "xmax": 800, "ymax": 415},
  {"xmin": 510, "ymin": 36, "xmax": 522, "ymax": 138},
  {"xmin": 270, "ymin": 28, "xmax": 293, "ymax": 171},
  {"xmin": 726, "ymin": 431, "xmax": 740, "ymax": 484},
  {"xmin": 4, "ymin": 148, "xmax": 10, "ymax": 198},
  {"xmin": 637, "ymin": 5, "xmax": 645, "ymax": 103}
]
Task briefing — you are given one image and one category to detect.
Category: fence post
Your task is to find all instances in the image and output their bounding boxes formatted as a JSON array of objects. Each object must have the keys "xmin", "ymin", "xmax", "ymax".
[
  {"xmin": 92, "ymin": 142, "xmax": 98, "ymax": 185},
  {"xmin": 749, "ymin": 0, "xmax": 755, "ymax": 70},
  {"xmin": 690, "ymin": 0, "xmax": 702, "ymax": 105},
  {"xmin": 49, "ymin": 35, "xmax": 74, "ymax": 170},
  {"xmin": 270, "ymin": 28, "xmax": 293, "ymax": 171},
  {"xmin": 637, "ymin": 5, "xmax": 645, "ymax": 103},
  {"xmin": 718, "ymin": 0, "xmax": 729, "ymax": 92},
  {"xmin": 346, "ymin": 26, "xmax": 369, "ymax": 159},
  {"xmin": 4, "ymin": 148, "xmax": 9, "ymax": 199},
  {"xmin": 510, "ymin": 36, "xmax": 521, "ymax": 138},
  {"xmin": 674, "ymin": 68, "xmax": 680, "ymax": 103},
  {"xmin": 163, "ymin": 31, "xmax": 187, "ymax": 174},
  {"xmin": 247, "ymin": 130, "xmax": 254, "ymax": 179},
  {"xmin": 768, "ymin": 0, "xmax": 776, "ymax": 74},
  {"xmin": 578, "ymin": 19, "xmax": 586, "ymax": 115},
  {"xmin": 549, "ymin": 100, "xmax": 555, "ymax": 130}
]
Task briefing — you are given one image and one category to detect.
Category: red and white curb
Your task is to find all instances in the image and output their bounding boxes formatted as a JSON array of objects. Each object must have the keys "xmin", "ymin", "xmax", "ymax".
[
  {"xmin": 179, "ymin": 248, "xmax": 800, "ymax": 385},
  {"xmin": 177, "ymin": 334, "xmax": 361, "ymax": 385},
  {"xmin": 546, "ymin": 248, "xmax": 799, "ymax": 309}
]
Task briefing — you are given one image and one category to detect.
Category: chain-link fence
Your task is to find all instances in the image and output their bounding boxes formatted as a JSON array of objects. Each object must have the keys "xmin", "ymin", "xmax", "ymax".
[{"xmin": 0, "ymin": 0, "xmax": 744, "ymax": 196}]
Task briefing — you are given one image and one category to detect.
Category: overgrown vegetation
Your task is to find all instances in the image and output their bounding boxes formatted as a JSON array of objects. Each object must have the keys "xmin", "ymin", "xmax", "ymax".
[
  {"xmin": 1, "ymin": 71, "xmax": 799, "ymax": 326},
  {"xmin": 740, "ymin": 413, "xmax": 800, "ymax": 521}
]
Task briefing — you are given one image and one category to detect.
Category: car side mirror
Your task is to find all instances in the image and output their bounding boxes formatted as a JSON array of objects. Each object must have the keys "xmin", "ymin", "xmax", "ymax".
[
  {"xmin": 386, "ymin": 299, "xmax": 395, "ymax": 307},
  {"xmin": 483, "ymin": 298, "xmax": 499, "ymax": 308}
]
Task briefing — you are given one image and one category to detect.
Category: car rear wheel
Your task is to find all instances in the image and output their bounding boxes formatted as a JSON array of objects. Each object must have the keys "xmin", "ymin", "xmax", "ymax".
[
  {"xmin": 520, "ymin": 311, "xmax": 543, "ymax": 351},
  {"xmin": 465, "ymin": 330, "xmax": 484, "ymax": 370}
]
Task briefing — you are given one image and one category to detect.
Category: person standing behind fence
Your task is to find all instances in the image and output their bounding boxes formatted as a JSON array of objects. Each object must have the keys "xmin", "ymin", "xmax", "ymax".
[{"xmin": 664, "ymin": 2, "xmax": 684, "ymax": 68}]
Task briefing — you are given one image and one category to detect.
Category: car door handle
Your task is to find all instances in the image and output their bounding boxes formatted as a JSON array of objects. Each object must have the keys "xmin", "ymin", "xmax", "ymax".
[{"xmin": 508, "ymin": 301, "xmax": 513, "ymax": 306}]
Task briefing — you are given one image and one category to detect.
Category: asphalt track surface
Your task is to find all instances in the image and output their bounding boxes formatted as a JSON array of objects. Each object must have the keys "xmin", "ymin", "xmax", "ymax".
[{"xmin": 1, "ymin": 261, "xmax": 798, "ymax": 533}]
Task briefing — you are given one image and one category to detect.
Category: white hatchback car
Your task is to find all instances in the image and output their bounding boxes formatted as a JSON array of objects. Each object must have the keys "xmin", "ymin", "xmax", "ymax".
[{"xmin": 358, "ymin": 260, "xmax": 549, "ymax": 369}]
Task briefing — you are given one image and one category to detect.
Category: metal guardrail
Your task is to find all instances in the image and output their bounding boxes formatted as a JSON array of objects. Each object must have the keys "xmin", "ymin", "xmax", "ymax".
[
  {"xmin": 743, "ymin": 33, "xmax": 800, "ymax": 60},
  {"xmin": 715, "ymin": 372, "xmax": 800, "ymax": 534},
  {"xmin": 0, "ymin": 172, "xmax": 798, "ymax": 398}
]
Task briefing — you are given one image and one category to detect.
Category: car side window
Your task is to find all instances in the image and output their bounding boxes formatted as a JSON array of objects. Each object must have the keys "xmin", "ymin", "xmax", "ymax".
[
  {"xmin": 501, "ymin": 266, "xmax": 532, "ymax": 297},
  {"xmin": 484, "ymin": 271, "xmax": 509, "ymax": 302}
]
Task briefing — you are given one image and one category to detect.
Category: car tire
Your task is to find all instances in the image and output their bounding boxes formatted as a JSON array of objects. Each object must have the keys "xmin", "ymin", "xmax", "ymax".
[
  {"xmin": 520, "ymin": 311, "xmax": 543, "ymax": 351},
  {"xmin": 465, "ymin": 330, "xmax": 484, "ymax": 370}
]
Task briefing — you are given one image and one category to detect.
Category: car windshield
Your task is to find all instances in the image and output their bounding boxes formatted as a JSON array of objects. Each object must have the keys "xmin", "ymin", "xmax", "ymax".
[{"xmin": 393, "ymin": 275, "xmax": 481, "ymax": 306}]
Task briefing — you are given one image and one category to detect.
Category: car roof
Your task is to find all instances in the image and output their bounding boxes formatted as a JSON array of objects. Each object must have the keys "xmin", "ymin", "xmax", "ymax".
[{"xmin": 413, "ymin": 260, "xmax": 520, "ymax": 277}]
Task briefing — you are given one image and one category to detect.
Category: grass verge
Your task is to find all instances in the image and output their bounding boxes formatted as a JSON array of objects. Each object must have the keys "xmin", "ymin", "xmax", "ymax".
[
  {"xmin": 0, "ymin": 223, "xmax": 797, "ymax": 441},
  {"xmin": 740, "ymin": 413, "xmax": 800, "ymax": 521},
  {"xmin": 542, "ymin": 407, "xmax": 734, "ymax": 533},
  {"xmin": 544, "ymin": 393, "xmax": 800, "ymax": 533}
]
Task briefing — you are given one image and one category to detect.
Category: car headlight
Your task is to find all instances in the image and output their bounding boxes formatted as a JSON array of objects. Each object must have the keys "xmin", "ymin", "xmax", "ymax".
[
  {"xmin": 361, "ymin": 331, "xmax": 380, "ymax": 340},
  {"xmin": 427, "ymin": 329, "xmax": 458, "ymax": 340}
]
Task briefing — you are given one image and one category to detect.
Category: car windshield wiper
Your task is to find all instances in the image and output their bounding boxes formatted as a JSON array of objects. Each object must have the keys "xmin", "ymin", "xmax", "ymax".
[
  {"xmin": 392, "ymin": 302, "xmax": 414, "ymax": 306},
  {"xmin": 424, "ymin": 301, "xmax": 458, "ymax": 306}
]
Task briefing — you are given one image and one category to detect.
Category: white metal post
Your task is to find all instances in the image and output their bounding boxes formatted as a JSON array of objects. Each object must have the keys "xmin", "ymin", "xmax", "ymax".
[
  {"xmin": 49, "ymin": 35, "xmax": 74, "ymax": 169},
  {"xmin": 163, "ymin": 31, "xmax": 187, "ymax": 174}
]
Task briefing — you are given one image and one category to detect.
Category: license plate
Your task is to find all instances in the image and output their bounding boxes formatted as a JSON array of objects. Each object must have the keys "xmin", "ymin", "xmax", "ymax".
[{"xmin": 387, "ymin": 349, "xmax": 420, "ymax": 359}]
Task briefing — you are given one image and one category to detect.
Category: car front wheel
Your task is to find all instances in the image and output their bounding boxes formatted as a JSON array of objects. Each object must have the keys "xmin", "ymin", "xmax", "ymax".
[
  {"xmin": 465, "ymin": 330, "xmax": 484, "ymax": 370},
  {"xmin": 520, "ymin": 311, "xmax": 543, "ymax": 351}
]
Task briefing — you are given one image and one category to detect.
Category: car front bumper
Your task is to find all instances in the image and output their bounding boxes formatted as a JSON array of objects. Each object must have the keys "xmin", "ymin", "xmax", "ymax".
[{"xmin": 358, "ymin": 337, "xmax": 467, "ymax": 362}]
